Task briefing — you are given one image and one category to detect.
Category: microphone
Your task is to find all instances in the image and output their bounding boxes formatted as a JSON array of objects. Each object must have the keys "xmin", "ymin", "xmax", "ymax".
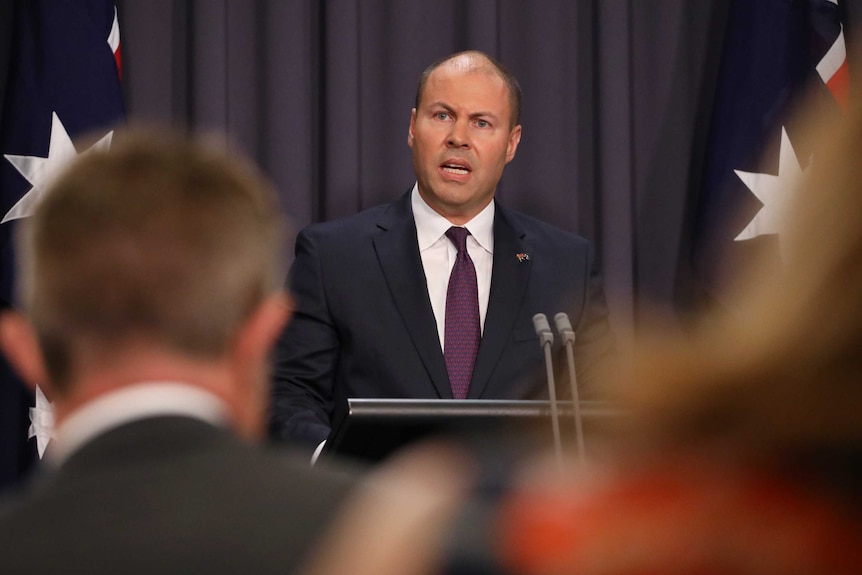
[
  {"xmin": 533, "ymin": 313, "xmax": 562, "ymax": 467},
  {"xmin": 554, "ymin": 312, "xmax": 585, "ymax": 464},
  {"xmin": 553, "ymin": 311, "xmax": 575, "ymax": 344},
  {"xmin": 532, "ymin": 312, "xmax": 554, "ymax": 346}
]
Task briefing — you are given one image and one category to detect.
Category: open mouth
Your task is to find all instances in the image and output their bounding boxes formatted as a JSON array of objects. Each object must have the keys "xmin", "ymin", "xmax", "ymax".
[{"xmin": 440, "ymin": 160, "xmax": 472, "ymax": 176}]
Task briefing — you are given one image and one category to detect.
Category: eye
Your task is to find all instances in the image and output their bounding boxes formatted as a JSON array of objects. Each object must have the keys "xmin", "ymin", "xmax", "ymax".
[
  {"xmin": 475, "ymin": 119, "xmax": 491, "ymax": 129},
  {"xmin": 434, "ymin": 111, "xmax": 451, "ymax": 121}
]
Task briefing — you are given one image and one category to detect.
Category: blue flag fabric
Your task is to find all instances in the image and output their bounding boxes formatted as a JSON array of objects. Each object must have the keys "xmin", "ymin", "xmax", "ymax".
[
  {"xmin": 690, "ymin": 0, "xmax": 847, "ymax": 302},
  {"xmin": 0, "ymin": 0, "xmax": 124, "ymax": 492}
]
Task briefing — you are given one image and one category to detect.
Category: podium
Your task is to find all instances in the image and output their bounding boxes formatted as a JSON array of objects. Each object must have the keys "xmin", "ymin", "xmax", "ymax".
[{"xmin": 320, "ymin": 398, "xmax": 623, "ymax": 463}]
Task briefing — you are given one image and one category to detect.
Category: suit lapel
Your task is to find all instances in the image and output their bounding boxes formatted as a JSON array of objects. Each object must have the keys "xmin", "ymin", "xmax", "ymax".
[
  {"xmin": 468, "ymin": 205, "xmax": 531, "ymax": 398},
  {"xmin": 373, "ymin": 193, "xmax": 452, "ymax": 399}
]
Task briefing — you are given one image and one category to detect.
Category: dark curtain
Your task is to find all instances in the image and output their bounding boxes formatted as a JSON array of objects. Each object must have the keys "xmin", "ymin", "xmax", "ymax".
[{"xmin": 115, "ymin": 0, "xmax": 729, "ymax": 346}]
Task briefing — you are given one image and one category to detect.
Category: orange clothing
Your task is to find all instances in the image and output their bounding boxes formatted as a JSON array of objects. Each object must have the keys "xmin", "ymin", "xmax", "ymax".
[{"xmin": 499, "ymin": 462, "xmax": 862, "ymax": 575}]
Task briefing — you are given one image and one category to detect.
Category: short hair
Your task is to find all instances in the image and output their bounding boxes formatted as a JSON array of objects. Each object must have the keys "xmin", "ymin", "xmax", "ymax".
[
  {"xmin": 414, "ymin": 50, "xmax": 522, "ymax": 128},
  {"xmin": 17, "ymin": 128, "xmax": 285, "ymax": 390}
]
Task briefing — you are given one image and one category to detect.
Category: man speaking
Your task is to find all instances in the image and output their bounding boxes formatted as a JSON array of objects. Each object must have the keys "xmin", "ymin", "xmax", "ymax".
[{"xmin": 270, "ymin": 51, "xmax": 614, "ymax": 450}]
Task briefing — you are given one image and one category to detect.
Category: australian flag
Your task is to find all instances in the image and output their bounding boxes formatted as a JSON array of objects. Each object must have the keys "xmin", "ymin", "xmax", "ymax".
[
  {"xmin": 0, "ymin": 0, "xmax": 124, "ymax": 493},
  {"xmin": 687, "ymin": 0, "xmax": 849, "ymax": 307}
]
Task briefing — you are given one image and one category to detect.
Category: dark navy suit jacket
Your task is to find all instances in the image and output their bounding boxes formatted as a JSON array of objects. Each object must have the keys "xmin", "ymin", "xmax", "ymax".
[
  {"xmin": 0, "ymin": 416, "xmax": 354, "ymax": 574},
  {"xmin": 270, "ymin": 192, "xmax": 614, "ymax": 447}
]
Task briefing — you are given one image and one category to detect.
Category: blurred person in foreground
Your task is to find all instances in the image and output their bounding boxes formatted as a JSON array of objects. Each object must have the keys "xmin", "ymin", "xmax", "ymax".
[
  {"xmin": 0, "ymin": 129, "xmax": 355, "ymax": 575},
  {"xmin": 301, "ymin": 101, "xmax": 862, "ymax": 575}
]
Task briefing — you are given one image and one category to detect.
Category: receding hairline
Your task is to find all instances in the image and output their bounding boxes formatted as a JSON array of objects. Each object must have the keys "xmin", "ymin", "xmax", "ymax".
[{"xmin": 414, "ymin": 50, "xmax": 522, "ymax": 127}]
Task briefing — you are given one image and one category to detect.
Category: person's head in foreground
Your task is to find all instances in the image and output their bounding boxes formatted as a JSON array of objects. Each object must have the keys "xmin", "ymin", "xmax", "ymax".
[
  {"xmin": 0, "ymin": 127, "xmax": 290, "ymax": 442},
  {"xmin": 497, "ymin": 98, "xmax": 862, "ymax": 574}
]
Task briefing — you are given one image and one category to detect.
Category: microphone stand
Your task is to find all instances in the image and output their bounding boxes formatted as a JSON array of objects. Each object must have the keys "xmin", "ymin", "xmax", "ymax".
[
  {"xmin": 554, "ymin": 312, "xmax": 585, "ymax": 464},
  {"xmin": 533, "ymin": 313, "xmax": 562, "ymax": 468}
]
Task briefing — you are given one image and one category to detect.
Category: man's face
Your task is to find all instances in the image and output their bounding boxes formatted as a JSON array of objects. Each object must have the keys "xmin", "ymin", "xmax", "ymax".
[{"xmin": 408, "ymin": 64, "xmax": 521, "ymax": 225}]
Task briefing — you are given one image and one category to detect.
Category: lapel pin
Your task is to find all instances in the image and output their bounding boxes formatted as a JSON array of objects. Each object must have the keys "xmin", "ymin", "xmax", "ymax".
[{"xmin": 516, "ymin": 253, "xmax": 530, "ymax": 262}]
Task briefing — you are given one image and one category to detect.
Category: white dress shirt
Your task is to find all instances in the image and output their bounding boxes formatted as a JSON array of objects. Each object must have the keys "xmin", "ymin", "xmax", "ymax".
[
  {"xmin": 411, "ymin": 183, "xmax": 494, "ymax": 350},
  {"xmin": 314, "ymin": 187, "xmax": 496, "ymax": 461}
]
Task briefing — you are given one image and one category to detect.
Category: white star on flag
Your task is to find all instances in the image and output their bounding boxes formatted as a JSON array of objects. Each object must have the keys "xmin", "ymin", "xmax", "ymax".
[
  {"xmin": 3, "ymin": 112, "xmax": 113, "ymax": 224},
  {"xmin": 4, "ymin": 112, "xmax": 113, "ymax": 457},
  {"xmin": 733, "ymin": 126, "xmax": 806, "ymax": 244},
  {"xmin": 28, "ymin": 386, "xmax": 54, "ymax": 459}
]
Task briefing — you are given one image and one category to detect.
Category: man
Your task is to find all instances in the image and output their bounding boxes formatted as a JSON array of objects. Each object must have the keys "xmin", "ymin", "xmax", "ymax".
[
  {"xmin": 271, "ymin": 51, "xmax": 614, "ymax": 450},
  {"xmin": 0, "ymin": 131, "xmax": 354, "ymax": 574}
]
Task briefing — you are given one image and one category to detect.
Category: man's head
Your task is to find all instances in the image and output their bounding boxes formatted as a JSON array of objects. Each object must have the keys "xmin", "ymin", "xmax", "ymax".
[
  {"xmin": 408, "ymin": 51, "xmax": 522, "ymax": 225},
  {"xmin": 0, "ymin": 129, "xmax": 290, "ymax": 437}
]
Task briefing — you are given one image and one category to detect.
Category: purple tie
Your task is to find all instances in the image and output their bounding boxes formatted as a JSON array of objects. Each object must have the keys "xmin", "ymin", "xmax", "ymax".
[{"xmin": 444, "ymin": 226, "xmax": 480, "ymax": 399}]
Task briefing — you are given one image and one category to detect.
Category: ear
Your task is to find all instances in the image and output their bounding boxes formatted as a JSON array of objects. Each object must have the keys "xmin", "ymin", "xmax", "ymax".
[
  {"xmin": 228, "ymin": 292, "xmax": 293, "ymax": 441},
  {"xmin": 0, "ymin": 310, "xmax": 49, "ymax": 394},
  {"xmin": 505, "ymin": 124, "xmax": 522, "ymax": 163},
  {"xmin": 407, "ymin": 108, "xmax": 417, "ymax": 148},
  {"xmin": 233, "ymin": 292, "xmax": 293, "ymax": 367}
]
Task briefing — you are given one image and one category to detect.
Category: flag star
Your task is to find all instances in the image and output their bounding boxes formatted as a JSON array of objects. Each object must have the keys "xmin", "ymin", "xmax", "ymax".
[
  {"xmin": 733, "ymin": 126, "xmax": 805, "ymax": 242},
  {"xmin": 28, "ymin": 385, "xmax": 54, "ymax": 459},
  {"xmin": 3, "ymin": 112, "xmax": 113, "ymax": 224}
]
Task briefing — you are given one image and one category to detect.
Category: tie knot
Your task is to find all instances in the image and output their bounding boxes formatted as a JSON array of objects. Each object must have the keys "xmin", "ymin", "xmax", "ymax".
[{"xmin": 445, "ymin": 226, "xmax": 470, "ymax": 252}]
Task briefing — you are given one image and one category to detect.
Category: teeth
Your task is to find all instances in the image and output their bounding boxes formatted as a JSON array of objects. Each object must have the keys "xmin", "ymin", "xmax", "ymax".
[{"xmin": 442, "ymin": 166, "xmax": 469, "ymax": 175}]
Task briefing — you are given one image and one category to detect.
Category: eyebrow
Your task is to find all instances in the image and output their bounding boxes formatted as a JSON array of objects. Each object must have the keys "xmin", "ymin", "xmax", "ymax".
[{"xmin": 427, "ymin": 102, "xmax": 500, "ymax": 121}]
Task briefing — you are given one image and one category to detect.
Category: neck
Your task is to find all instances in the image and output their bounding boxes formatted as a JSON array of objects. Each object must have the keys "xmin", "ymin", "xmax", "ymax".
[
  {"xmin": 52, "ymin": 346, "xmax": 234, "ymax": 428},
  {"xmin": 414, "ymin": 186, "xmax": 494, "ymax": 226}
]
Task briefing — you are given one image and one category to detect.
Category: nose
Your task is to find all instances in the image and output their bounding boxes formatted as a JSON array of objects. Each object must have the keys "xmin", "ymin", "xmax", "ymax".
[{"xmin": 447, "ymin": 119, "xmax": 470, "ymax": 149}]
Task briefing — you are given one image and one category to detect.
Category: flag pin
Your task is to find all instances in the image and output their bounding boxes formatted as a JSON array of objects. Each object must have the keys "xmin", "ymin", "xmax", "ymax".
[{"xmin": 516, "ymin": 253, "xmax": 530, "ymax": 262}]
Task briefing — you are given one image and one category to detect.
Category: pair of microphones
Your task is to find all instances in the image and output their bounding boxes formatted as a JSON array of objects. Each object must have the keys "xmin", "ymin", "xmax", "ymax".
[{"xmin": 532, "ymin": 312, "xmax": 585, "ymax": 466}]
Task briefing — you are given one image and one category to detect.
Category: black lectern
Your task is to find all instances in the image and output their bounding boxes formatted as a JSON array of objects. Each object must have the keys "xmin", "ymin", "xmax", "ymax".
[{"xmin": 320, "ymin": 398, "xmax": 622, "ymax": 463}]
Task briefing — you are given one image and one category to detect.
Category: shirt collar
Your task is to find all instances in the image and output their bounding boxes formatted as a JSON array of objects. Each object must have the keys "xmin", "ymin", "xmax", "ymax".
[
  {"xmin": 49, "ymin": 381, "xmax": 229, "ymax": 466},
  {"xmin": 411, "ymin": 183, "xmax": 495, "ymax": 252}
]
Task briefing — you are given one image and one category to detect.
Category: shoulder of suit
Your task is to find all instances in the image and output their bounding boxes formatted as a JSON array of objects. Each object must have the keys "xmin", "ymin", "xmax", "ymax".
[
  {"xmin": 298, "ymin": 201, "xmax": 396, "ymax": 239},
  {"xmin": 497, "ymin": 202, "xmax": 592, "ymax": 247}
]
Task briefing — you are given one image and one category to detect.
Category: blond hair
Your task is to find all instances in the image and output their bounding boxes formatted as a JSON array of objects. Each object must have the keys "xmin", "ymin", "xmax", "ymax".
[{"xmin": 624, "ymin": 101, "xmax": 862, "ymax": 457}]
